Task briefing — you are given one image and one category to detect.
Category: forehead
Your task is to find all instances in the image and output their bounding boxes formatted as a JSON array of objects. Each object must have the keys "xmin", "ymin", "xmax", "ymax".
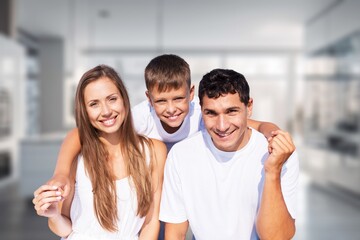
[
  {"xmin": 148, "ymin": 84, "xmax": 189, "ymax": 98},
  {"xmin": 202, "ymin": 93, "xmax": 244, "ymax": 110},
  {"xmin": 84, "ymin": 77, "xmax": 119, "ymax": 99}
]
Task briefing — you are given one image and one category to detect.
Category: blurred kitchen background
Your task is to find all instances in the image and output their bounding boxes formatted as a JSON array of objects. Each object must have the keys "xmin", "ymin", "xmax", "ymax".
[{"xmin": 1, "ymin": 0, "xmax": 360, "ymax": 239}]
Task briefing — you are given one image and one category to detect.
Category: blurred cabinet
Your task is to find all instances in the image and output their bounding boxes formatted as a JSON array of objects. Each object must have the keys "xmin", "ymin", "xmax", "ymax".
[
  {"xmin": 19, "ymin": 133, "xmax": 65, "ymax": 197},
  {"xmin": 0, "ymin": 34, "xmax": 26, "ymax": 187},
  {"xmin": 306, "ymin": 1, "xmax": 360, "ymax": 54},
  {"xmin": 304, "ymin": 29, "xmax": 360, "ymax": 195}
]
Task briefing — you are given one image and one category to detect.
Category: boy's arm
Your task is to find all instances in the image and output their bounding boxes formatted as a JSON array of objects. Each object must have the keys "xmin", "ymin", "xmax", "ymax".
[
  {"xmin": 247, "ymin": 119, "xmax": 280, "ymax": 139},
  {"xmin": 139, "ymin": 139, "xmax": 167, "ymax": 239},
  {"xmin": 47, "ymin": 128, "xmax": 81, "ymax": 198},
  {"xmin": 165, "ymin": 222, "xmax": 189, "ymax": 240},
  {"xmin": 256, "ymin": 130, "xmax": 297, "ymax": 240}
]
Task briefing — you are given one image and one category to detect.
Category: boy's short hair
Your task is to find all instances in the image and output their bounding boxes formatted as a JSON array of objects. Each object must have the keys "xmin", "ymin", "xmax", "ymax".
[
  {"xmin": 144, "ymin": 54, "xmax": 191, "ymax": 92},
  {"xmin": 198, "ymin": 68, "xmax": 250, "ymax": 106}
]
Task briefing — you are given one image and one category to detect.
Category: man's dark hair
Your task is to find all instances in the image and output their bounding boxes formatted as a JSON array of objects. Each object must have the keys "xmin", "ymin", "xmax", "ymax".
[{"xmin": 198, "ymin": 68, "xmax": 250, "ymax": 106}]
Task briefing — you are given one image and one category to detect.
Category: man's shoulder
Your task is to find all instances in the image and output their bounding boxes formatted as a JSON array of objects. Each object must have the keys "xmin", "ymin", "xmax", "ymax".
[{"xmin": 170, "ymin": 131, "xmax": 204, "ymax": 151}]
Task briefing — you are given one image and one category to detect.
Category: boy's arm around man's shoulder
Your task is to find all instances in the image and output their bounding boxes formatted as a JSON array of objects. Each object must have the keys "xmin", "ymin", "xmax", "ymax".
[{"xmin": 48, "ymin": 128, "xmax": 81, "ymax": 198}]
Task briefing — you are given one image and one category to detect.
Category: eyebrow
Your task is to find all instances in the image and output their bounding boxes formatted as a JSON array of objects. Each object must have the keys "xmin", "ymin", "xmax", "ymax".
[
  {"xmin": 86, "ymin": 93, "xmax": 119, "ymax": 104},
  {"xmin": 203, "ymin": 106, "xmax": 241, "ymax": 112}
]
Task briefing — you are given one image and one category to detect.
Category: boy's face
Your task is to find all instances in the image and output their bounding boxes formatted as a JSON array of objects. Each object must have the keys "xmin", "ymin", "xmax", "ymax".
[
  {"xmin": 201, "ymin": 92, "xmax": 253, "ymax": 152},
  {"xmin": 146, "ymin": 84, "xmax": 195, "ymax": 134}
]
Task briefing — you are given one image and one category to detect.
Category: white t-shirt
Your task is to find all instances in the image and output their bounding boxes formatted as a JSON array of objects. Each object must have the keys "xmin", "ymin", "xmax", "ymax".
[
  {"xmin": 131, "ymin": 98, "xmax": 203, "ymax": 151},
  {"xmin": 159, "ymin": 128, "xmax": 299, "ymax": 240},
  {"xmin": 68, "ymin": 155, "xmax": 145, "ymax": 240}
]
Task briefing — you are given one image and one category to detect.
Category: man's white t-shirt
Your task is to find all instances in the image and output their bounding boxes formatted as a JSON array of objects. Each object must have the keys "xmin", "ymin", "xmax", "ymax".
[
  {"xmin": 131, "ymin": 98, "xmax": 203, "ymax": 150},
  {"xmin": 159, "ymin": 128, "xmax": 299, "ymax": 240}
]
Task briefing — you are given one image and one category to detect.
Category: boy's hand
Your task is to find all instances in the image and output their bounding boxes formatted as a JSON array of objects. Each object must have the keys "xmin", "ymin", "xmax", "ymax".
[
  {"xmin": 47, "ymin": 174, "xmax": 71, "ymax": 198},
  {"xmin": 265, "ymin": 130, "xmax": 295, "ymax": 175},
  {"xmin": 33, "ymin": 185, "xmax": 62, "ymax": 218}
]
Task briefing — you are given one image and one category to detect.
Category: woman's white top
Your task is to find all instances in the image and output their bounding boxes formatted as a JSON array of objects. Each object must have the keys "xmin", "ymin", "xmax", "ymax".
[{"xmin": 66, "ymin": 155, "xmax": 145, "ymax": 240}]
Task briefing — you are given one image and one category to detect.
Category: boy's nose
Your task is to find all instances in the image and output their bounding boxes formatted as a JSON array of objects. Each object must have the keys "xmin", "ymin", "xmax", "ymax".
[{"xmin": 166, "ymin": 102, "xmax": 176, "ymax": 114}]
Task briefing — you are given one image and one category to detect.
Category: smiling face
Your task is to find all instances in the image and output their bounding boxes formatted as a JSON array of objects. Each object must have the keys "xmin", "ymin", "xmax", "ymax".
[
  {"xmin": 202, "ymin": 93, "xmax": 253, "ymax": 152},
  {"xmin": 146, "ymin": 85, "xmax": 194, "ymax": 134},
  {"xmin": 84, "ymin": 77, "xmax": 125, "ymax": 137}
]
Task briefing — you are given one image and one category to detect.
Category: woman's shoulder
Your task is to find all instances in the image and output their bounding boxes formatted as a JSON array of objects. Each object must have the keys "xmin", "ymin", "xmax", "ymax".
[{"xmin": 147, "ymin": 138, "xmax": 167, "ymax": 167}]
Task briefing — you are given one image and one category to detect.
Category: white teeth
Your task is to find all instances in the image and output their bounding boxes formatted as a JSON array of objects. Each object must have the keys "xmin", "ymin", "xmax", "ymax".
[
  {"xmin": 216, "ymin": 132, "xmax": 230, "ymax": 137},
  {"xmin": 167, "ymin": 114, "xmax": 179, "ymax": 120},
  {"xmin": 102, "ymin": 118, "xmax": 115, "ymax": 126}
]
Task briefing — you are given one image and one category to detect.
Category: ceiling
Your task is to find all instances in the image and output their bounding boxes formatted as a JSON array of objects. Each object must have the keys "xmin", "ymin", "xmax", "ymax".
[{"xmin": 15, "ymin": 0, "xmax": 339, "ymax": 39}]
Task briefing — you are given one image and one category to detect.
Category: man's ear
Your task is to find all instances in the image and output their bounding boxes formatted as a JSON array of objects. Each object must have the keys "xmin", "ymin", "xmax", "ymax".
[
  {"xmin": 145, "ymin": 90, "xmax": 153, "ymax": 106},
  {"xmin": 247, "ymin": 98, "xmax": 253, "ymax": 118},
  {"xmin": 189, "ymin": 85, "xmax": 195, "ymax": 101}
]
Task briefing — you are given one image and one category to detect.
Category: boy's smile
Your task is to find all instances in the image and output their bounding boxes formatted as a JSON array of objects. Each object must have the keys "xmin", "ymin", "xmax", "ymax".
[{"xmin": 146, "ymin": 85, "xmax": 194, "ymax": 134}]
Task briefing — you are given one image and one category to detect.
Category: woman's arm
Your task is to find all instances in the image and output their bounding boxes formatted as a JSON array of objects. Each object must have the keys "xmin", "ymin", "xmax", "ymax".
[
  {"xmin": 139, "ymin": 139, "xmax": 167, "ymax": 240},
  {"xmin": 47, "ymin": 128, "xmax": 81, "ymax": 197},
  {"xmin": 247, "ymin": 119, "xmax": 280, "ymax": 139},
  {"xmin": 33, "ymin": 183, "xmax": 74, "ymax": 238}
]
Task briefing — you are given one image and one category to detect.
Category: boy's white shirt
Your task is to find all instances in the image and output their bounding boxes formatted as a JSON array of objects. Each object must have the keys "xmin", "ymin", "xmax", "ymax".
[{"xmin": 131, "ymin": 97, "xmax": 203, "ymax": 151}]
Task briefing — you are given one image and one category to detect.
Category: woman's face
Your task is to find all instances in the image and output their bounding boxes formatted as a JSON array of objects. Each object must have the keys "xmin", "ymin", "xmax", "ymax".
[{"xmin": 83, "ymin": 77, "xmax": 126, "ymax": 137}]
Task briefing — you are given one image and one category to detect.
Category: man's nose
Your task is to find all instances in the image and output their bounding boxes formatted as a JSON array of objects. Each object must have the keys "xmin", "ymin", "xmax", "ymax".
[{"xmin": 216, "ymin": 115, "xmax": 230, "ymax": 131}]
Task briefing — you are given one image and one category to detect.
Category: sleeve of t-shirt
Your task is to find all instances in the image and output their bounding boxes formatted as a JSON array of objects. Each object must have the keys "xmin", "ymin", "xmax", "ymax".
[
  {"xmin": 131, "ymin": 100, "xmax": 150, "ymax": 135},
  {"xmin": 281, "ymin": 150, "xmax": 300, "ymax": 219},
  {"xmin": 159, "ymin": 150, "xmax": 187, "ymax": 223}
]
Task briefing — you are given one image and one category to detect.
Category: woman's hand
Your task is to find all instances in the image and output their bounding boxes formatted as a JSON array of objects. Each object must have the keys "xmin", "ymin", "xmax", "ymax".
[{"xmin": 33, "ymin": 185, "xmax": 63, "ymax": 218}]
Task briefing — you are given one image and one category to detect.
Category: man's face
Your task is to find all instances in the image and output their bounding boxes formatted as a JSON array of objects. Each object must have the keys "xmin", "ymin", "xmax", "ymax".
[
  {"xmin": 146, "ymin": 85, "xmax": 194, "ymax": 133},
  {"xmin": 201, "ymin": 93, "xmax": 253, "ymax": 152}
]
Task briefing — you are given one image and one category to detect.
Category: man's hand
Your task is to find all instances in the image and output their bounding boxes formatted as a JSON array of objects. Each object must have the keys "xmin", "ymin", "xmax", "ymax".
[{"xmin": 265, "ymin": 130, "xmax": 295, "ymax": 174}]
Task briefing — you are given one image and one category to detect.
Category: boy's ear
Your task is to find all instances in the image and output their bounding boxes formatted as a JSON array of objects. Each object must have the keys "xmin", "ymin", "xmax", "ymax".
[
  {"xmin": 145, "ymin": 91, "xmax": 153, "ymax": 106},
  {"xmin": 189, "ymin": 85, "xmax": 195, "ymax": 101},
  {"xmin": 247, "ymin": 98, "xmax": 253, "ymax": 118}
]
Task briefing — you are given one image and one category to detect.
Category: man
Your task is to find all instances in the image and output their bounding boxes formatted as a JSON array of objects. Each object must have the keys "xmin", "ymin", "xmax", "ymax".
[{"xmin": 159, "ymin": 68, "xmax": 299, "ymax": 240}]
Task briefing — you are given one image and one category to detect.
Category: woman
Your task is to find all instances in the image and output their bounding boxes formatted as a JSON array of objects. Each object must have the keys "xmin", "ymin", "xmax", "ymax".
[{"xmin": 33, "ymin": 65, "xmax": 167, "ymax": 240}]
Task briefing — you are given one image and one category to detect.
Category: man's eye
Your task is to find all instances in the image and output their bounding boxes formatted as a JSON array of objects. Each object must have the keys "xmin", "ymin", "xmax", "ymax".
[{"xmin": 204, "ymin": 111, "xmax": 215, "ymax": 116}]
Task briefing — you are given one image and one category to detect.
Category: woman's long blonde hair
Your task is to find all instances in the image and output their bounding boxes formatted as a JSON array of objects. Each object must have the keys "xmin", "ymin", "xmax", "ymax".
[{"xmin": 75, "ymin": 65, "xmax": 153, "ymax": 232}]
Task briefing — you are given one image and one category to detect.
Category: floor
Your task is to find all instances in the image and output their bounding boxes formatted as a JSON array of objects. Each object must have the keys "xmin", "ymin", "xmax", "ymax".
[{"xmin": 1, "ymin": 172, "xmax": 360, "ymax": 240}]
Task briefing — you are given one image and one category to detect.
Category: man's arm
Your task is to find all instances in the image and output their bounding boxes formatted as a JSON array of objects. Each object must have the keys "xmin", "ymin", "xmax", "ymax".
[
  {"xmin": 247, "ymin": 119, "xmax": 280, "ymax": 139},
  {"xmin": 256, "ymin": 130, "xmax": 297, "ymax": 240},
  {"xmin": 139, "ymin": 139, "xmax": 167, "ymax": 240},
  {"xmin": 47, "ymin": 128, "xmax": 81, "ymax": 198},
  {"xmin": 165, "ymin": 221, "xmax": 189, "ymax": 240}
]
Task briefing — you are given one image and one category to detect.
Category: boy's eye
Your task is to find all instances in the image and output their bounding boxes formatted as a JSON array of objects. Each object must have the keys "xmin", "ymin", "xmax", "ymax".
[{"xmin": 174, "ymin": 97, "xmax": 185, "ymax": 102}]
